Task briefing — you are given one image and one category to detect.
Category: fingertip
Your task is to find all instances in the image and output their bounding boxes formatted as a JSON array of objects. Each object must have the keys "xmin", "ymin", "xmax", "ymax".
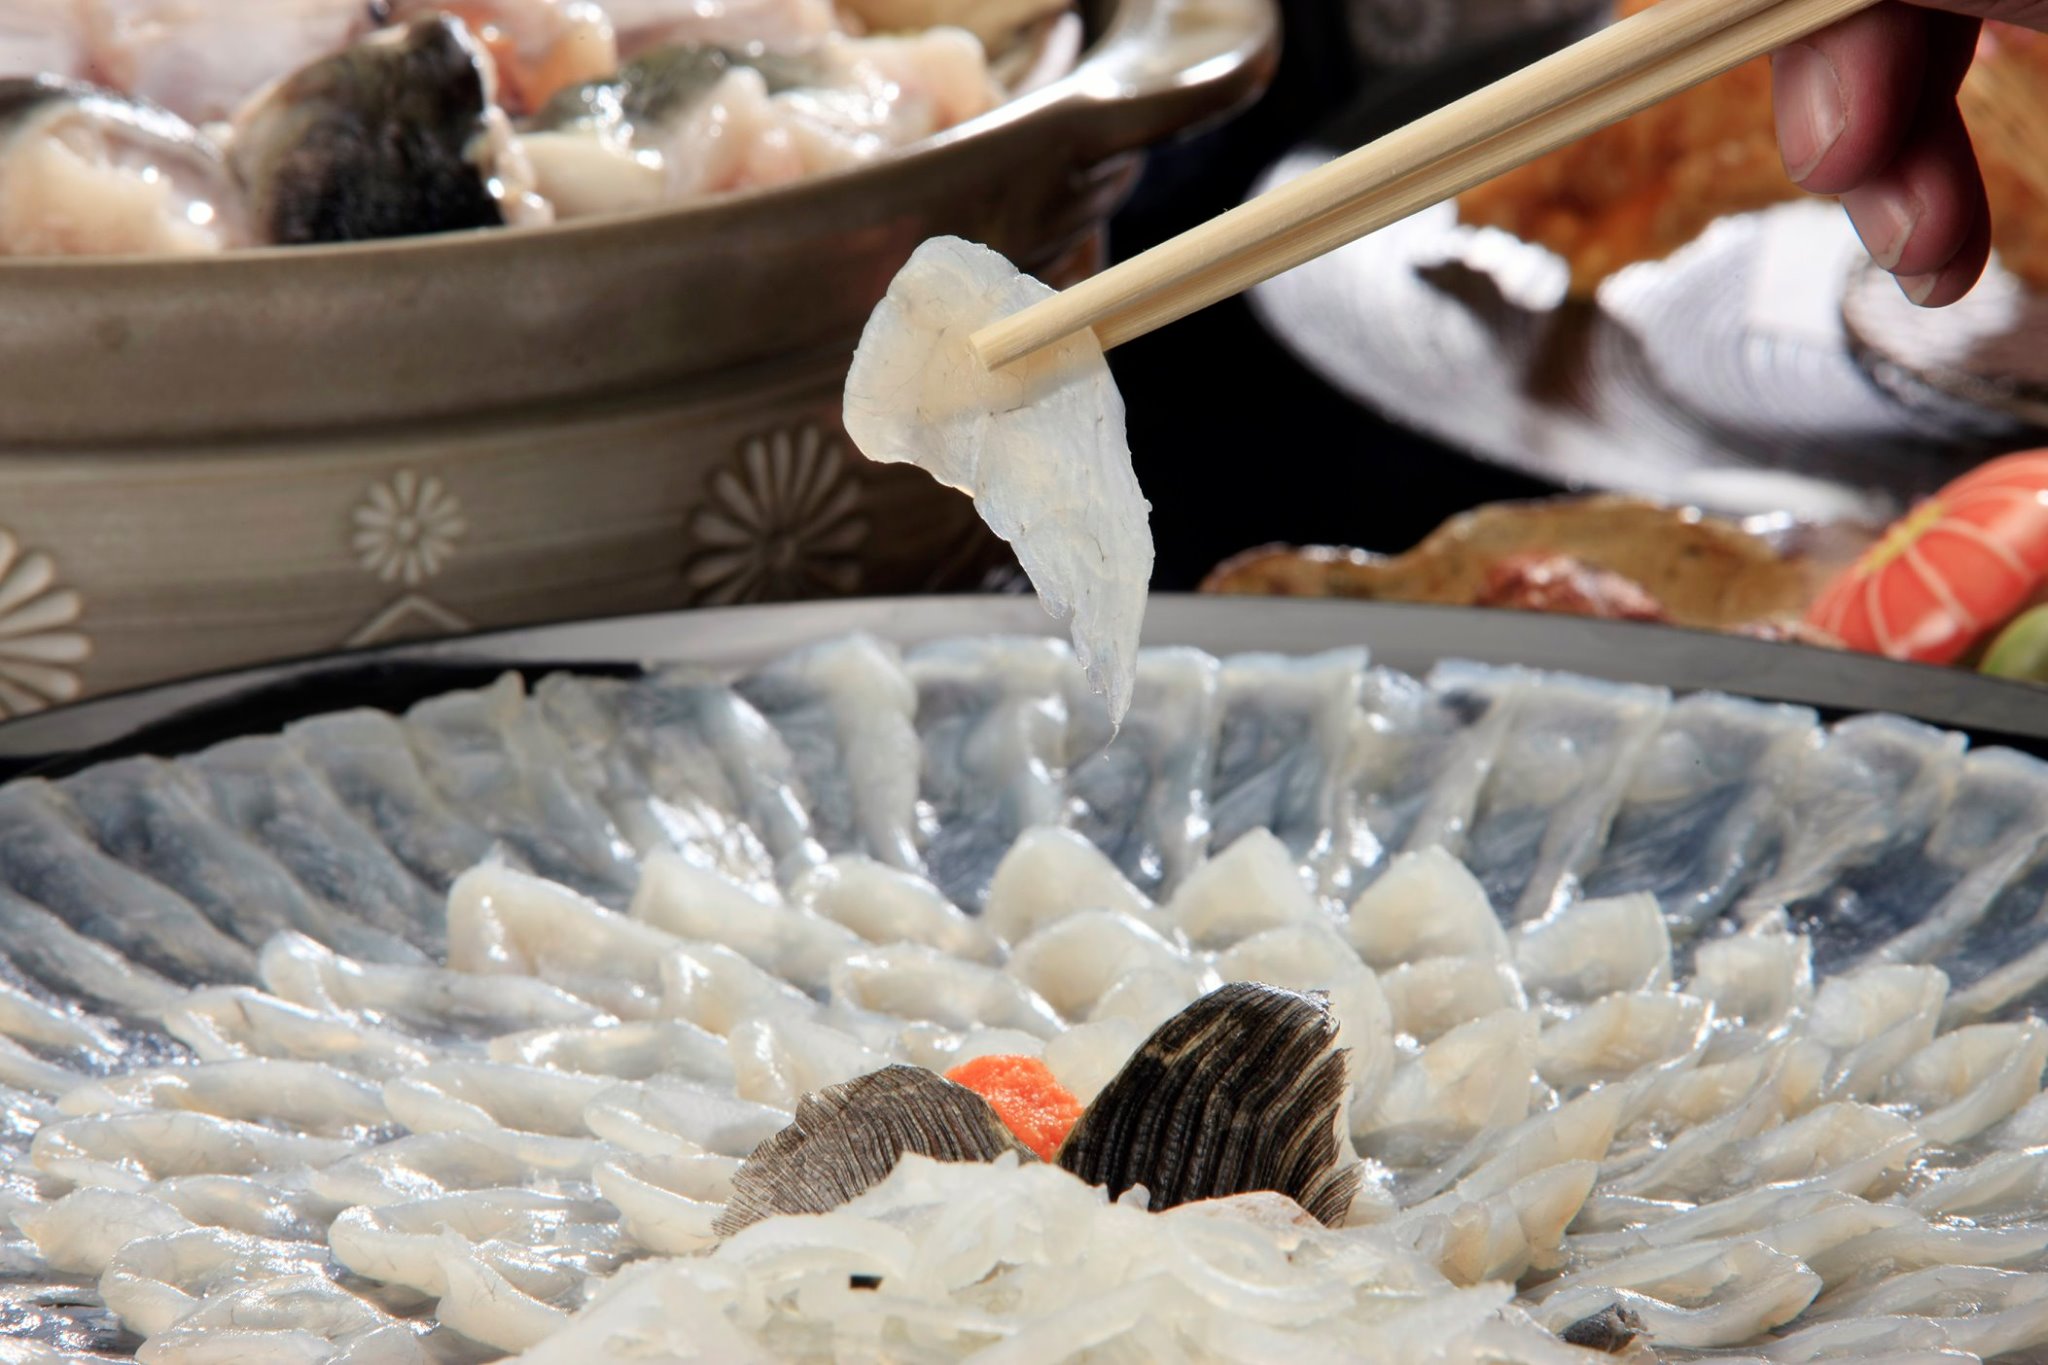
[
  {"xmin": 1773, "ymin": 1, "xmax": 1927, "ymax": 196},
  {"xmin": 1900, "ymin": 201, "xmax": 1991, "ymax": 309},
  {"xmin": 1857, "ymin": 100, "xmax": 1987, "ymax": 281}
]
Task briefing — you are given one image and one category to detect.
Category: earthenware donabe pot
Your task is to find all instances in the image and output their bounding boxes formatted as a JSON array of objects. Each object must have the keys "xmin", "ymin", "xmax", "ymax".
[{"xmin": 0, "ymin": 0, "xmax": 1277, "ymax": 714}]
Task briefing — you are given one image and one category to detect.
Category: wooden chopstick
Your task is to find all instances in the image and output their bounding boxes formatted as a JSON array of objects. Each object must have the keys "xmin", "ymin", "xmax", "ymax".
[{"xmin": 969, "ymin": 0, "xmax": 1880, "ymax": 371}]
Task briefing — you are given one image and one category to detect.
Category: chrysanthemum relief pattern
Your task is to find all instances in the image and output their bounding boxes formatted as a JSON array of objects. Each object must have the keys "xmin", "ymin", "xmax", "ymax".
[
  {"xmin": 0, "ymin": 530, "xmax": 90, "ymax": 719},
  {"xmin": 354, "ymin": 470, "xmax": 467, "ymax": 587},
  {"xmin": 685, "ymin": 425, "xmax": 871, "ymax": 605}
]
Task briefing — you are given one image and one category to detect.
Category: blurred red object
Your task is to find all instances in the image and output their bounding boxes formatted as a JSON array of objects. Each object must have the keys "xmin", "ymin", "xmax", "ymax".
[{"xmin": 1806, "ymin": 451, "xmax": 2048, "ymax": 663}]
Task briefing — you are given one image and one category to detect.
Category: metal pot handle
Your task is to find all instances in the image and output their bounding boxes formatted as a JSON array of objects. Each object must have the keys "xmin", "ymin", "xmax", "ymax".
[{"xmin": 1048, "ymin": 0, "xmax": 1282, "ymax": 160}]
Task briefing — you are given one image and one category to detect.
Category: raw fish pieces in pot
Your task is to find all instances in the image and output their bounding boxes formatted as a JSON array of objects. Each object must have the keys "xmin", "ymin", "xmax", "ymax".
[
  {"xmin": 523, "ymin": 32, "xmax": 1001, "ymax": 215},
  {"xmin": 0, "ymin": 76, "xmax": 244, "ymax": 256},
  {"xmin": 230, "ymin": 15, "xmax": 546, "ymax": 246}
]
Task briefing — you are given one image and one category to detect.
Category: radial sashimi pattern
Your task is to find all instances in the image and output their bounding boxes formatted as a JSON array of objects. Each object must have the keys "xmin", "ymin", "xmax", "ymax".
[{"xmin": 0, "ymin": 635, "xmax": 2041, "ymax": 1359}]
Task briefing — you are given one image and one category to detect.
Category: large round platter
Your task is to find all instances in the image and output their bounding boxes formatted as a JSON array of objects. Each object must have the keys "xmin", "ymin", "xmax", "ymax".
[{"xmin": 5, "ymin": 596, "xmax": 2048, "ymax": 1361}]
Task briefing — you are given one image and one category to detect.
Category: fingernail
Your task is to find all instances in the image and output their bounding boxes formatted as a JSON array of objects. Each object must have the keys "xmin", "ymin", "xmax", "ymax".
[
  {"xmin": 1844, "ymin": 189, "xmax": 1920, "ymax": 272},
  {"xmin": 1774, "ymin": 42, "xmax": 1845, "ymax": 183},
  {"xmin": 1899, "ymin": 272, "xmax": 1941, "ymax": 306}
]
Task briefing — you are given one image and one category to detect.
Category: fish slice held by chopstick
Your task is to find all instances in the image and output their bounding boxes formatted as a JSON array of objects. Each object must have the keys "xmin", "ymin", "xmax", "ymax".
[{"xmin": 843, "ymin": 0, "xmax": 1881, "ymax": 726}]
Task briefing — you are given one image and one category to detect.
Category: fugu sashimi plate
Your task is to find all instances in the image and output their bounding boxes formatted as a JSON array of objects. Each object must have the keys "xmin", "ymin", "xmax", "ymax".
[{"xmin": 1, "ymin": 600, "xmax": 2047, "ymax": 1362}]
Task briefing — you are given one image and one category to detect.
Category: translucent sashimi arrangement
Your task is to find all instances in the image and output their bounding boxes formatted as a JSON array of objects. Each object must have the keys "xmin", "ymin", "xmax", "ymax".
[{"xmin": 0, "ymin": 635, "xmax": 2046, "ymax": 1360}]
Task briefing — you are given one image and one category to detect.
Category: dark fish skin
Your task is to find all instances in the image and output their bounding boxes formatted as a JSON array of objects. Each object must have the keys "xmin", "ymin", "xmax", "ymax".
[
  {"xmin": 232, "ymin": 15, "xmax": 504, "ymax": 245},
  {"xmin": 1560, "ymin": 1305, "xmax": 1645, "ymax": 1354},
  {"xmin": 0, "ymin": 75, "xmax": 71, "ymax": 127},
  {"xmin": 714, "ymin": 1064, "xmax": 1029, "ymax": 1235},
  {"xmin": 0, "ymin": 74, "xmax": 234, "ymax": 184},
  {"xmin": 1054, "ymin": 982, "xmax": 1360, "ymax": 1227},
  {"xmin": 715, "ymin": 983, "xmax": 1363, "ymax": 1237}
]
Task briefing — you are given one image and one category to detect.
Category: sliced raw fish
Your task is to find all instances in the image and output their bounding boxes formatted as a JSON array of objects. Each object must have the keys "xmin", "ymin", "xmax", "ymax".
[
  {"xmin": 583, "ymin": 1077, "xmax": 789, "ymax": 1157},
  {"xmin": 1516, "ymin": 893, "xmax": 1672, "ymax": 1003},
  {"xmin": 1686, "ymin": 931, "xmax": 1814, "ymax": 1035},
  {"xmin": 1582, "ymin": 693, "xmax": 1822, "ymax": 929},
  {"xmin": 1835, "ymin": 753, "xmax": 2048, "ymax": 978},
  {"xmin": 59, "ymin": 757, "xmax": 424, "ymax": 965},
  {"xmin": 908, "ymin": 637, "xmax": 1073, "ymax": 909},
  {"xmin": 191, "ymin": 736, "xmax": 445, "ymax": 956},
  {"xmin": 405, "ymin": 674, "xmax": 641, "ymax": 903},
  {"xmin": 286, "ymin": 708, "xmax": 507, "ymax": 894},
  {"xmin": 127, "ymin": 1272, "xmax": 426, "ymax": 1364},
  {"xmin": 1061, "ymin": 647, "xmax": 1222, "ymax": 898},
  {"xmin": 384, "ymin": 1061, "xmax": 611, "ymax": 1137},
  {"xmin": 631, "ymin": 853, "xmax": 859, "ymax": 996},
  {"xmin": 328, "ymin": 1187, "xmax": 630, "ymax": 1305},
  {"xmin": 735, "ymin": 635, "xmax": 924, "ymax": 871},
  {"xmin": 1379, "ymin": 955, "xmax": 1526, "ymax": 1044},
  {"xmin": 1352, "ymin": 666, "xmax": 1515, "ymax": 871},
  {"xmin": 1799, "ymin": 747, "xmax": 2048, "ymax": 975},
  {"xmin": 0, "ymin": 782, "xmax": 256, "ymax": 984},
  {"xmin": 1431, "ymin": 663, "xmax": 1668, "ymax": 923},
  {"xmin": 1007, "ymin": 910, "xmax": 1196, "ymax": 1023},
  {"xmin": 447, "ymin": 863, "xmax": 677, "ymax": 1018},
  {"xmin": 1207, "ymin": 649, "xmax": 1371, "ymax": 898},
  {"xmin": 982, "ymin": 825, "xmax": 1156, "ymax": 948},
  {"xmin": 1164, "ymin": 827, "xmax": 1325, "ymax": 950},
  {"xmin": 99, "ymin": 1226, "xmax": 334, "ymax": 1338},
  {"xmin": 844, "ymin": 238, "xmax": 1151, "ymax": 724},
  {"xmin": 55, "ymin": 1058, "xmax": 387, "ymax": 1138},
  {"xmin": 587, "ymin": 670, "xmax": 823, "ymax": 885},
  {"xmin": 830, "ymin": 943, "xmax": 1063, "ymax": 1039},
  {"xmin": 0, "ymin": 884, "xmax": 183, "ymax": 1021},
  {"xmin": 31, "ymin": 1111, "xmax": 356, "ymax": 1190},
  {"xmin": 490, "ymin": 1019, "xmax": 734, "ymax": 1087},
  {"xmin": 1740, "ymin": 715, "xmax": 1968, "ymax": 933},
  {"xmin": 1346, "ymin": 846, "xmax": 1507, "ymax": 969},
  {"xmin": 166, "ymin": 985, "xmax": 434, "ymax": 1078},
  {"xmin": 790, "ymin": 857, "xmax": 996, "ymax": 963},
  {"xmin": 533, "ymin": 672, "xmax": 778, "ymax": 890}
]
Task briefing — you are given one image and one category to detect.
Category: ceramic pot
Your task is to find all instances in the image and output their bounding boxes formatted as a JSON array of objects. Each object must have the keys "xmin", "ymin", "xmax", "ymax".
[{"xmin": 0, "ymin": 0, "xmax": 1276, "ymax": 714}]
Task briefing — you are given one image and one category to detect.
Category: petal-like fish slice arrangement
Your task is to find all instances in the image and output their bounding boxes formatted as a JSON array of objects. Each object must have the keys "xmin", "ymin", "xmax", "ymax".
[{"xmin": 0, "ymin": 635, "xmax": 2042, "ymax": 1359}]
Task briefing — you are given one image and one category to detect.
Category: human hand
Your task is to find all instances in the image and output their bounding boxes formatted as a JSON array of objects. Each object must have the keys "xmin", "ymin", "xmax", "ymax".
[{"xmin": 1773, "ymin": 1, "xmax": 2046, "ymax": 305}]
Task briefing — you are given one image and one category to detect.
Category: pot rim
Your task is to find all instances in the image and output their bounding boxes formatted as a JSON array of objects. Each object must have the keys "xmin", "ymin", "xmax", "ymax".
[{"xmin": 0, "ymin": 0, "xmax": 1280, "ymax": 275}]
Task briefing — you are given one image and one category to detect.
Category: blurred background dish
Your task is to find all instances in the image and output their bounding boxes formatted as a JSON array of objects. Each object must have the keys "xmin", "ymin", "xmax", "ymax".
[
  {"xmin": 0, "ymin": 0, "xmax": 1275, "ymax": 712},
  {"xmin": 1212, "ymin": 6, "xmax": 2048, "ymax": 546},
  {"xmin": 1200, "ymin": 495, "xmax": 1862, "ymax": 636},
  {"xmin": 1200, "ymin": 458, "xmax": 2048, "ymax": 689}
]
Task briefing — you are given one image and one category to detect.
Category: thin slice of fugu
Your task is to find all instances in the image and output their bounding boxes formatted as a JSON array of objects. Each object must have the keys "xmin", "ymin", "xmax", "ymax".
[
  {"xmin": 843, "ymin": 235, "xmax": 1152, "ymax": 726},
  {"xmin": 1061, "ymin": 647, "xmax": 1223, "ymax": 898}
]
